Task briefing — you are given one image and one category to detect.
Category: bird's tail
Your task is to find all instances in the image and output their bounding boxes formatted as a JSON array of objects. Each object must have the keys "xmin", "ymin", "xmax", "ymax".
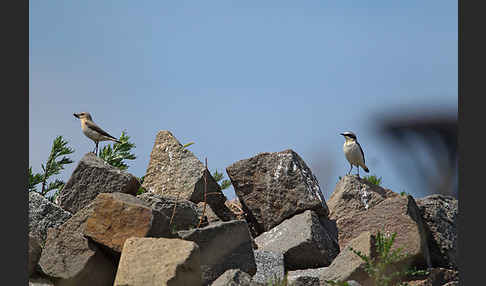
[
  {"xmin": 111, "ymin": 138, "xmax": 122, "ymax": 144},
  {"xmin": 363, "ymin": 165, "xmax": 370, "ymax": 173}
]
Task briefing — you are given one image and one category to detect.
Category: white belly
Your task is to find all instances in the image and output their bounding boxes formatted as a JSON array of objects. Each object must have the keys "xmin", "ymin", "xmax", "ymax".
[{"xmin": 343, "ymin": 142, "xmax": 364, "ymax": 166}]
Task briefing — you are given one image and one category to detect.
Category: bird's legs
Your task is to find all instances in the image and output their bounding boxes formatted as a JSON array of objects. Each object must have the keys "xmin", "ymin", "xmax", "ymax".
[
  {"xmin": 347, "ymin": 164, "xmax": 353, "ymax": 175},
  {"xmin": 357, "ymin": 166, "xmax": 360, "ymax": 178},
  {"xmin": 95, "ymin": 141, "xmax": 99, "ymax": 156}
]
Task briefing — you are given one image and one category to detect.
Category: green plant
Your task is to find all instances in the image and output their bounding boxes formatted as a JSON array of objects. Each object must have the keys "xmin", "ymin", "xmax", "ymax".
[
  {"xmin": 399, "ymin": 191, "xmax": 409, "ymax": 197},
  {"xmin": 98, "ymin": 131, "xmax": 136, "ymax": 170},
  {"xmin": 212, "ymin": 169, "xmax": 231, "ymax": 190},
  {"xmin": 136, "ymin": 175, "xmax": 146, "ymax": 195},
  {"xmin": 349, "ymin": 230, "xmax": 410, "ymax": 286},
  {"xmin": 28, "ymin": 136, "xmax": 74, "ymax": 201},
  {"xmin": 182, "ymin": 142, "xmax": 195, "ymax": 149},
  {"xmin": 364, "ymin": 174, "xmax": 382, "ymax": 186}
]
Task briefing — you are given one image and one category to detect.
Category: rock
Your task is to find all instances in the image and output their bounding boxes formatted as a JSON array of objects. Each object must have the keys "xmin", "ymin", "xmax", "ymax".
[
  {"xmin": 416, "ymin": 194, "xmax": 458, "ymax": 269},
  {"xmin": 138, "ymin": 192, "xmax": 200, "ymax": 231},
  {"xmin": 252, "ymin": 250, "xmax": 285, "ymax": 284},
  {"xmin": 39, "ymin": 228, "xmax": 117, "ymax": 286},
  {"xmin": 142, "ymin": 130, "xmax": 236, "ymax": 222},
  {"xmin": 407, "ymin": 268, "xmax": 459, "ymax": 286},
  {"xmin": 57, "ymin": 152, "xmax": 140, "ymax": 214},
  {"xmin": 327, "ymin": 175, "xmax": 431, "ymax": 269},
  {"xmin": 83, "ymin": 192, "xmax": 173, "ymax": 253},
  {"xmin": 255, "ymin": 210, "xmax": 339, "ymax": 270},
  {"xmin": 114, "ymin": 237, "xmax": 202, "ymax": 286},
  {"xmin": 38, "ymin": 201, "xmax": 117, "ymax": 286},
  {"xmin": 287, "ymin": 268, "xmax": 324, "ymax": 286},
  {"xmin": 28, "ymin": 276, "xmax": 55, "ymax": 286},
  {"xmin": 226, "ymin": 149, "xmax": 328, "ymax": 236},
  {"xmin": 28, "ymin": 234, "xmax": 42, "ymax": 277},
  {"xmin": 319, "ymin": 231, "xmax": 375, "ymax": 286},
  {"xmin": 211, "ymin": 269, "xmax": 256, "ymax": 286},
  {"xmin": 29, "ymin": 192, "xmax": 72, "ymax": 245},
  {"xmin": 178, "ymin": 220, "xmax": 257, "ymax": 285},
  {"xmin": 197, "ymin": 202, "xmax": 221, "ymax": 226}
]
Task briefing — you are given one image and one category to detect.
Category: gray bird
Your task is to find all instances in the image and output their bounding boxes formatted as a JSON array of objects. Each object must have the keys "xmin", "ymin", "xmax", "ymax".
[
  {"xmin": 73, "ymin": 112, "xmax": 121, "ymax": 155},
  {"xmin": 340, "ymin": 131, "xmax": 369, "ymax": 177}
]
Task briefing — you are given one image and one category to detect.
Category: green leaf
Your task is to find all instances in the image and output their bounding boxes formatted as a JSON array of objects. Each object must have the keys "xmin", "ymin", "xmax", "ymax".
[{"xmin": 182, "ymin": 142, "xmax": 195, "ymax": 149}]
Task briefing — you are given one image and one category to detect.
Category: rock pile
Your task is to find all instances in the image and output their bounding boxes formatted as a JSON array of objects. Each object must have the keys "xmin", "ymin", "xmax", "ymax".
[{"xmin": 28, "ymin": 131, "xmax": 459, "ymax": 286}]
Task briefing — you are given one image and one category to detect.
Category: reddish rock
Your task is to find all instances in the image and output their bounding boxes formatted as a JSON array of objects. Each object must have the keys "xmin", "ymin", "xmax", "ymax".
[
  {"xmin": 327, "ymin": 175, "xmax": 431, "ymax": 270},
  {"xmin": 83, "ymin": 192, "xmax": 172, "ymax": 253}
]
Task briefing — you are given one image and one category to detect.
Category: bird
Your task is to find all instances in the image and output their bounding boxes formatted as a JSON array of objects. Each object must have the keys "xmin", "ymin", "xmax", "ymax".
[
  {"xmin": 340, "ymin": 131, "xmax": 369, "ymax": 177},
  {"xmin": 73, "ymin": 112, "xmax": 121, "ymax": 155}
]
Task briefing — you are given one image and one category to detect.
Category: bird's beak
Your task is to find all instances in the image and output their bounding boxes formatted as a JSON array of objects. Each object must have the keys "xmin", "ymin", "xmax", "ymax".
[{"xmin": 73, "ymin": 113, "xmax": 80, "ymax": 119}]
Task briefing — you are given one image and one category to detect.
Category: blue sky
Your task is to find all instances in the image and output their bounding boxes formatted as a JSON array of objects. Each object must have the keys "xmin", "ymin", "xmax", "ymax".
[{"xmin": 30, "ymin": 1, "xmax": 457, "ymax": 200}]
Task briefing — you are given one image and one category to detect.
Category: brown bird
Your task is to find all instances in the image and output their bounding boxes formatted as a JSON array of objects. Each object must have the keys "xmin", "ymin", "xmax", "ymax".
[{"xmin": 73, "ymin": 112, "xmax": 121, "ymax": 155}]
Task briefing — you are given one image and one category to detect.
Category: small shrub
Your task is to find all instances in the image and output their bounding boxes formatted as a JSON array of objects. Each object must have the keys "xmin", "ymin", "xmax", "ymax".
[
  {"xmin": 364, "ymin": 174, "xmax": 382, "ymax": 186},
  {"xmin": 28, "ymin": 136, "xmax": 75, "ymax": 202},
  {"xmin": 212, "ymin": 169, "xmax": 231, "ymax": 190}
]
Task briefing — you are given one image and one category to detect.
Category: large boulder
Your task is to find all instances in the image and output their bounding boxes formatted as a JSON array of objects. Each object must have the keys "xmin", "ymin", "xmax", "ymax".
[
  {"xmin": 39, "ymin": 228, "xmax": 117, "ymax": 286},
  {"xmin": 252, "ymin": 250, "xmax": 285, "ymax": 285},
  {"xmin": 255, "ymin": 210, "xmax": 339, "ymax": 270},
  {"xmin": 137, "ymin": 192, "xmax": 200, "ymax": 231},
  {"xmin": 226, "ymin": 149, "xmax": 328, "ymax": 236},
  {"xmin": 114, "ymin": 237, "xmax": 202, "ymax": 286},
  {"xmin": 142, "ymin": 130, "xmax": 235, "ymax": 221},
  {"xmin": 178, "ymin": 220, "xmax": 257, "ymax": 285},
  {"xmin": 38, "ymin": 202, "xmax": 117, "ymax": 286},
  {"xmin": 416, "ymin": 194, "xmax": 458, "ymax": 269},
  {"xmin": 29, "ymin": 192, "xmax": 72, "ymax": 245},
  {"xmin": 28, "ymin": 234, "xmax": 42, "ymax": 277},
  {"xmin": 57, "ymin": 153, "xmax": 140, "ymax": 214},
  {"xmin": 83, "ymin": 192, "xmax": 173, "ymax": 253},
  {"xmin": 327, "ymin": 175, "xmax": 431, "ymax": 270}
]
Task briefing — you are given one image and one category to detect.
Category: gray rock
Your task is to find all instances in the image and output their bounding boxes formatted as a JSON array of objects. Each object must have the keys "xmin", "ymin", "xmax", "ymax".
[
  {"xmin": 255, "ymin": 210, "xmax": 339, "ymax": 270},
  {"xmin": 197, "ymin": 202, "xmax": 222, "ymax": 227},
  {"xmin": 416, "ymin": 194, "xmax": 458, "ymax": 269},
  {"xmin": 287, "ymin": 268, "xmax": 324, "ymax": 286},
  {"xmin": 28, "ymin": 234, "xmax": 42, "ymax": 277},
  {"xmin": 252, "ymin": 250, "xmax": 285, "ymax": 284},
  {"xmin": 226, "ymin": 149, "xmax": 329, "ymax": 237},
  {"xmin": 39, "ymin": 228, "xmax": 117, "ymax": 286},
  {"xmin": 142, "ymin": 130, "xmax": 236, "ymax": 222},
  {"xmin": 29, "ymin": 192, "xmax": 72, "ymax": 245},
  {"xmin": 38, "ymin": 202, "xmax": 117, "ymax": 286},
  {"xmin": 57, "ymin": 152, "xmax": 140, "ymax": 214},
  {"xmin": 137, "ymin": 192, "xmax": 200, "ymax": 231},
  {"xmin": 178, "ymin": 220, "xmax": 257, "ymax": 285},
  {"xmin": 211, "ymin": 269, "xmax": 257, "ymax": 286},
  {"xmin": 114, "ymin": 237, "xmax": 202, "ymax": 286}
]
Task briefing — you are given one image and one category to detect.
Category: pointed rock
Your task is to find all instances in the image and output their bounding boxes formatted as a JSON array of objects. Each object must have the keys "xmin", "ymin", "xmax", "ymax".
[{"xmin": 142, "ymin": 130, "xmax": 235, "ymax": 221}]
